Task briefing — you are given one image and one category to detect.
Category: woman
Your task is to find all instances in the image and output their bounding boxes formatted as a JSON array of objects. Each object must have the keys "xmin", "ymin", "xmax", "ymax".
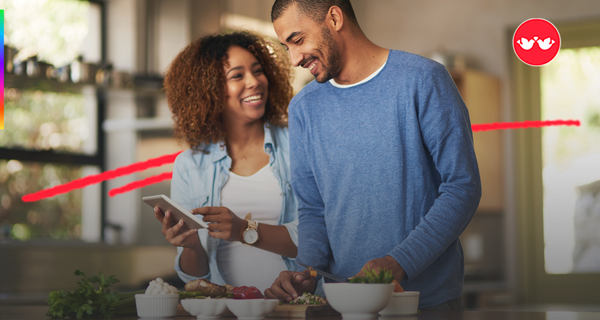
[{"xmin": 156, "ymin": 31, "xmax": 297, "ymax": 292}]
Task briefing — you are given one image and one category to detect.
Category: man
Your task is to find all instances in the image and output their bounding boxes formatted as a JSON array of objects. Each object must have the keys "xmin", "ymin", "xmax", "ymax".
[{"xmin": 265, "ymin": 0, "xmax": 481, "ymax": 310}]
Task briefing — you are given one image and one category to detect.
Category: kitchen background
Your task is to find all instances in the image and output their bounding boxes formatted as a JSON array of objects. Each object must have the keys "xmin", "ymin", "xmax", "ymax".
[{"xmin": 0, "ymin": 0, "xmax": 599, "ymax": 310}]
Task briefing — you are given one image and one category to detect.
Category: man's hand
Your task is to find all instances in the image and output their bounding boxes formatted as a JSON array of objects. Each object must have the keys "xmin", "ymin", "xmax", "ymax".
[
  {"xmin": 264, "ymin": 270, "xmax": 316, "ymax": 302},
  {"xmin": 355, "ymin": 255, "xmax": 406, "ymax": 282}
]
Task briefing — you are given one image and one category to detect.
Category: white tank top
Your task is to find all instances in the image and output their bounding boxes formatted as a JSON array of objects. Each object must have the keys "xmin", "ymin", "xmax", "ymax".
[{"xmin": 218, "ymin": 164, "xmax": 288, "ymax": 292}]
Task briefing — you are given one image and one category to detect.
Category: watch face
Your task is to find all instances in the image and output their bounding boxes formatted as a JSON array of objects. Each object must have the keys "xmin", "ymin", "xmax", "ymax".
[{"xmin": 243, "ymin": 229, "xmax": 258, "ymax": 244}]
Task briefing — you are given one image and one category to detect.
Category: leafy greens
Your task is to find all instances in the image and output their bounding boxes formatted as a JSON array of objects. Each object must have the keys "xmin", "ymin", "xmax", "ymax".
[
  {"xmin": 349, "ymin": 267, "xmax": 394, "ymax": 283},
  {"xmin": 46, "ymin": 270, "xmax": 121, "ymax": 319}
]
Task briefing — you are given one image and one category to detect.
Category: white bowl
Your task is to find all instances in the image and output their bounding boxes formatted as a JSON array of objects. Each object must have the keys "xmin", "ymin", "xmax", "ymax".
[
  {"xmin": 323, "ymin": 283, "xmax": 394, "ymax": 320},
  {"xmin": 225, "ymin": 299, "xmax": 279, "ymax": 320},
  {"xmin": 135, "ymin": 293, "xmax": 179, "ymax": 318},
  {"xmin": 379, "ymin": 291, "xmax": 420, "ymax": 316},
  {"xmin": 181, "ymin": 298, "xmax": 228, "ymax": 319}
]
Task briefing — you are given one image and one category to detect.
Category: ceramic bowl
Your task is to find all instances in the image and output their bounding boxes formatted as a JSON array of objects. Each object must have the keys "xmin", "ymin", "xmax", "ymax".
[
  {"xmin": 225, "ymin": 298, "xmax": 279, "ymax": 320},
  {"xmin": 181, "ymin": 298, "xmax": 229, "ymax": 319},
  {"xmin": 379, "ymin": 291, "xmax": 420, "ymax": 316},
  {"xmin": 134, "ymin": 293, "xmax": 179, "ymax": 318},
  {"xmin": 323, "ymin": 283, "xmax": 394, "ymax": 320}
]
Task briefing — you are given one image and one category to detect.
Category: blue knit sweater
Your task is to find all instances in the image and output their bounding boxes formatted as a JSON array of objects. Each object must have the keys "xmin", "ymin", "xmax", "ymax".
[{"xmin": 289, "ymin": 50, "xmax": 481, "ymax": 307}]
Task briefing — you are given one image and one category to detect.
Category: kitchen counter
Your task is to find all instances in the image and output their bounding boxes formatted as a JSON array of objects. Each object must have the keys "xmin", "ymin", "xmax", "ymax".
[{"xmin": 2, "ymin": 305, "xmax": 600, "ymax": 320}]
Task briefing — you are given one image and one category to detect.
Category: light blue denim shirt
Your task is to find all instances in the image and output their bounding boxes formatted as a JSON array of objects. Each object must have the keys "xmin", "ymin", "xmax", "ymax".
[{"xmin": 171, "ymin": 123, "xmax": 299, "ymax": 285}]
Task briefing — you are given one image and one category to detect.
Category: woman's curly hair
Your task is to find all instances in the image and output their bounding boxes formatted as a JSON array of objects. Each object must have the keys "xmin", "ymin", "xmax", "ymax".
[{"xmin": 164, "ymin": 30, "xmax": 294, "ymax": 150}]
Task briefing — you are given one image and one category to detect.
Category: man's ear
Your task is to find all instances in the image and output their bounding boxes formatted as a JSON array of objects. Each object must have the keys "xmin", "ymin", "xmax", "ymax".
[{"xmin": 327, "ymin": 6, "xmax": 344, "ymax": 32}]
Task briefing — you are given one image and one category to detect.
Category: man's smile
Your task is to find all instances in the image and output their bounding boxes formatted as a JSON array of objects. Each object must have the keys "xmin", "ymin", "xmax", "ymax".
[{"xmin": 302, "ymin": 58, "xmax": 319, "ymax": 75}]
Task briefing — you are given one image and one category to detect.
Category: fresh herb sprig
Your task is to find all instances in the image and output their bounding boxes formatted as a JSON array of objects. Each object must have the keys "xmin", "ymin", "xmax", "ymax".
[
  {"xmin": 288, "ymin": 292, "xmax": 326, "ymax": 305},
  {"xmin": 46, "ymin": 270, "xmax": 121, "ymax": 319},
  {"xmin": 349, "ymin": 267, "xmax": 394, "ymax": 283}
]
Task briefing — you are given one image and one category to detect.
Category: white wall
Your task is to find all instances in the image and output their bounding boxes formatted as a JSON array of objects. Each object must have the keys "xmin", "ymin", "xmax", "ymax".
[
  {"xmin": 157, "ymin": 0, "xmax": 192, "ymax": 73},
  {"xmin": 107, "ymin": 0, "xmax": 138, "ymax": 73},
  {"xmin": 356, "ymin": 0, "xmax": 600, "ymax": 75}
]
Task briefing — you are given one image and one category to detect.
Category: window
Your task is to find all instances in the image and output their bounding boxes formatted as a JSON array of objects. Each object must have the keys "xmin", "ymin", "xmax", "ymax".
[
  {"xmin": 0, "ymin": 0, "xmax": 105, "ymax": 242},
  {"xmin": 512, "ymin": 18, "xmax": 600, "ymax": 303},
  {"xmin": 541, "ymin": 47, "xmax": 600, "ymax": 274}
]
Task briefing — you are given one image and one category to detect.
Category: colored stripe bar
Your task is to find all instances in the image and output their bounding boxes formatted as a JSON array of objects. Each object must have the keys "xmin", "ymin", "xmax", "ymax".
[{"xmin": 1, "ymin": 10, "xmax": 4, "ymax": 130}]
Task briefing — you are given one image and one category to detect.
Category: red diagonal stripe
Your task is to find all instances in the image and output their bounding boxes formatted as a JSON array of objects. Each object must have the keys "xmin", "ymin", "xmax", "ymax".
[
  {"xmin": 21, "ymin": 151, "xmax": 183, "ymax": 202},
  {"xmin": 108, "ymin": 172, "xmax": 173, "ymax": 197},
  {"xmin": 20, "ymin": 119, "xmax": 582, "ymax": 202},
  {"xmin": 471, "ymin": 119, "xmax": 580, "ymax": 132}
]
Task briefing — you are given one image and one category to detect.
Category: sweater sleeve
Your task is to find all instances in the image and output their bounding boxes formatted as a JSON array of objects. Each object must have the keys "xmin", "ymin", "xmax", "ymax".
[
  {"xmin": 388, "ymin": 63, "xmax": 482, "ymax": 280},
  {"xmin": 289, "ymin": 101, "xmax": 332, "ymax": 271}
]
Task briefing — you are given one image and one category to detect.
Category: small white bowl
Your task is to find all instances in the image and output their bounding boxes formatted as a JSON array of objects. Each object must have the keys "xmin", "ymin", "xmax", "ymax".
[
  {"xmin": 323, "ymin": 283, "xmax": 394, "ymax": 320},
  {"xmin": 181, "ymin": 298, "xmax": 229, "ymax": 319},
  {"xmin": 379, "ymin": 291, "xmax": 420, "ymax": 316},
  {"xmin": 225, "ymin": 298, "xmax": 279, "ymax": 320},
  {"xmin": 135, "ymin": 293, "xmax": 179, "ymax": 318}
]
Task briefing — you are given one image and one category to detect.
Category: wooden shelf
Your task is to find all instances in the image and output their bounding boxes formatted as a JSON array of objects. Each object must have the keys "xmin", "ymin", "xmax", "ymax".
[
  {"xmin": 4, "ymin": 74, "xmax": 88, "ymax": 94},
  {"xmin": 4, "ymin": 73, "xmax": 165, "ymax": 95}
]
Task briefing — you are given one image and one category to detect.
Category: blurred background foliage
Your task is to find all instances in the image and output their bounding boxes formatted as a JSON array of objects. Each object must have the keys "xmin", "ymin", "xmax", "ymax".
[
  {"xmin": 541, "ymin": 46, "xmax": 600, "ymax": 168},
  {"xmin": 1, "ymin": 0, "xmax": 89, "ymax": 66},
  {"xmin": 0, "ymin": 160, "xmax": 83, "ymax": 241},
  {"xmin": 0, "ymin": 89, "xmax": 88, "ymax": 153}
]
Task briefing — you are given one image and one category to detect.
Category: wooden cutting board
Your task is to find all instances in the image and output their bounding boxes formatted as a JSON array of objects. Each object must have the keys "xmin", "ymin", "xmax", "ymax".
[
  {"xmin": 177, "ymin": 303, "xmax": 190, "ymax": 316},
  {"xmin": 267, "ymin": 304, "xmax": 340, "ymax": 318}
]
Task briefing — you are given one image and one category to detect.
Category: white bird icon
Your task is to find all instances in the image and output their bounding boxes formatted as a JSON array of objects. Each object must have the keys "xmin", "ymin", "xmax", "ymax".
[
  {"xmin": 517, "ymin": 37, "xmax": 535, "ymax": 50},
  {"xmin": 536, "ymin": 37, "xmax": 556, "ymax": 50}
]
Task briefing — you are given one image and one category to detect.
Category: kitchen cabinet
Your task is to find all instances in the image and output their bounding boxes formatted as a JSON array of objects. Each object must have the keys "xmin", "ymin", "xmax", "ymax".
[
  {"xmin": 0, "ymin": 243, "xmax": 178, "ymax": 294},
  {"xmin": 452, "ymin": 69, "xmax": 503, "ymax": 213}
]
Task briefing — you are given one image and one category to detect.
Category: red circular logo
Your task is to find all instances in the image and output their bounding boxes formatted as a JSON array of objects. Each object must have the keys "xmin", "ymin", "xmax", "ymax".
[{"xmin": 513, "ymin": 18, "xmax": 561, "ymax": 66}]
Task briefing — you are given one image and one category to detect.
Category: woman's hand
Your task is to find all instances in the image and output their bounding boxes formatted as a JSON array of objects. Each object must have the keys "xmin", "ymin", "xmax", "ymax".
[
  {"xmin": 192, "ymin": 207, "xmax": 246, "ymax": 242},
  {"xmin": 154, "ymin": 206, "xmax": 200, "ymax": 249}
]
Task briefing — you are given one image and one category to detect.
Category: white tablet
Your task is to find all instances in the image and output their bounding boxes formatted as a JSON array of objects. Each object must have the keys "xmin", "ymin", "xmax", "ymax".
[{"xmin": 142, "ymin": 194, "xmax": 209, "ymax": 229}]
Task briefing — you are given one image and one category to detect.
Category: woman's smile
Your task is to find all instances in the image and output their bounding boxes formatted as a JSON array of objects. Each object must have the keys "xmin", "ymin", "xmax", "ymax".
[{"xmin": 224, "ymin": 45, "xmax": 269, "ymax": 123}]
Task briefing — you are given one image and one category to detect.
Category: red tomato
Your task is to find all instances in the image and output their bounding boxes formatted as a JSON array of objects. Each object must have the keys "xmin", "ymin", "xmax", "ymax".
[{"xmin": 232, "ymin": 286, "xmax": 264, "ymax": 299}]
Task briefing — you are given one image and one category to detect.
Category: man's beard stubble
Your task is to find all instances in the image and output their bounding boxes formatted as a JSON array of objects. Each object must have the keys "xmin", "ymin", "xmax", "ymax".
[{"xmin": 315, "ymin": 26, "xmax": 342, "ymax": 83}]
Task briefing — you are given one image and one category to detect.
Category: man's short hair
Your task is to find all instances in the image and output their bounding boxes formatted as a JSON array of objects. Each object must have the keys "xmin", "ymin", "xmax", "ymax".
[{"xmin": 271, "ymin": 0, "xmax": 358, "ymax": 26}]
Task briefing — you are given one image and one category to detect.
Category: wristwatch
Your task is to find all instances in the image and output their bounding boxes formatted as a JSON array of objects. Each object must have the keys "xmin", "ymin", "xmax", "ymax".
[{"xmin": 242, "ymin": 213, "xmax": 259, "ymax": 246}]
